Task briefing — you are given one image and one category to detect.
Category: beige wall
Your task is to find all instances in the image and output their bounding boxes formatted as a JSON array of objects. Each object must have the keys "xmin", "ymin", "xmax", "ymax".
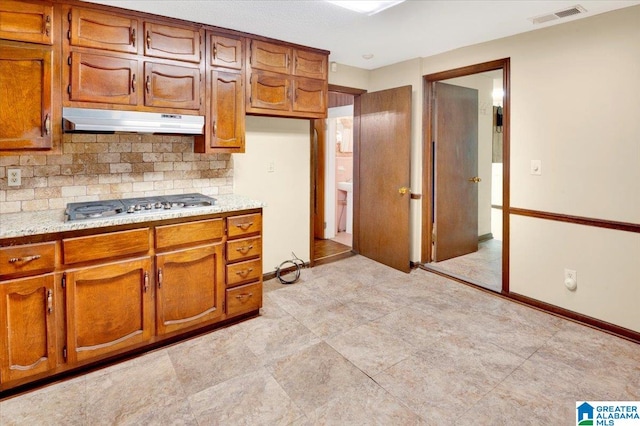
[
  {"xmin": 233, "ymin": 116, "xmax": 311, "ymax": 273},
  {"xmin": 421, "ymin": 6, "xmax": 639, "ymax": 332},
  {"xmin": 329, "ymin": 5, "xmax": 640, "ymax": 332}
]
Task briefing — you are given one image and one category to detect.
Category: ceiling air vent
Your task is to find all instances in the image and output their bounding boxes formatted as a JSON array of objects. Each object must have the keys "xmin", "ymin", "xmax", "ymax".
[{"xmin": 530, "ymin": 5, "xmax": 587, "ymax": 25}]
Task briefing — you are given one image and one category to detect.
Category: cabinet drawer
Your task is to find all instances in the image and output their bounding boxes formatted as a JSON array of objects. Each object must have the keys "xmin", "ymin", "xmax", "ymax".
[
  {"xmin": 226, "ymin": 236, "xmax": 261, "ymax": 263},
  {"xmin": 226, "ymin": 258, "xmax": 261, "ymax": 287},
  {"xmin": 226, "ymin": 281, "xmax": 262, "ymax": 317},
  {"xmin": 0, "ymin": 241, "xmax": 56, "ymax": 279},
  {"xmin": 227, "ymin": 213, "xmax": 261, "ymax": 238},
  {"xmin": 156, "ymin": 219, "xmax": 223, "ymax": 250},
  {"xmin": 63, "ymin": 228, "xmax": 149, "ymax": 264}
]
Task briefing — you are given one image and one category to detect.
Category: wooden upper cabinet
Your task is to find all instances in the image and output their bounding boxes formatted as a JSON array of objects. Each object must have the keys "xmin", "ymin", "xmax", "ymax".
[
  {"xmin": 293, "ymin": 77, "xmax": 326, "ymax": 114},
  {"xmin": 0, "ymin": 43, "xmax": 54, "ymax": 150},
  {"xmin": 248, "ymin": 71, "xmax": 291, "ymax": 112},
  {"xmin": 203, "ymin": 70, "xmax": 244, "ymax": 152},
  {"xmin": 68, "ymin": 51, "xmax": 138, "ymax": 106},
  {"xmin": 69, "ymin": 7, "xmax": 138, "ymax": 54},
  {"xmin": 0, "ymin": 0, "xmax": 55, "ymax": 45},
  {"xmin": 293, "ymin": 49, "xmax": 327, "ymax": 80},
  {"xmin": 143, "ymin": 22, "xmax": 202, "ymax": 63},
  {"xmin": 143, "ymin": 62, "xmax": 201, "ymax": 110},
  {"xmin": 249, "ymin": 40, "xmax": 291, "ymax": 74},
  {"xmin": 209, "ymin": 33, "xmax": 243, "ymax": 70}
]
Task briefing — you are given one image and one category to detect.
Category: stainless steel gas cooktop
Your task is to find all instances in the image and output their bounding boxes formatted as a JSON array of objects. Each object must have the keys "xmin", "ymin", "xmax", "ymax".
[{"xmin": 65, "ymin": 193, "xmax": 216, "ymax": 221}]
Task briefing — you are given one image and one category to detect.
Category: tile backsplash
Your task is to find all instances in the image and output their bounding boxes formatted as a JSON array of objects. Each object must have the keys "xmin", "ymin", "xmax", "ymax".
[{"xmin": 0, "ymin": 133, "xmax": 233, "ymax": 214}]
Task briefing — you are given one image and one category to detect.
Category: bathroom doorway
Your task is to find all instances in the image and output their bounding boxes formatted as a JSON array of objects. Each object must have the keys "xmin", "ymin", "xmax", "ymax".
[{"xmin": 311, "ymin": 87, "xmax": 364, "ymax": 264}]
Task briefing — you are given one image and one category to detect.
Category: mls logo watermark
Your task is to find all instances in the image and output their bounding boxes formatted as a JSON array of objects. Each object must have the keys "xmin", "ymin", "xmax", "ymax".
[{"xmin": 577, "ymin": 401, "xmax": 640, "ymax": 425}]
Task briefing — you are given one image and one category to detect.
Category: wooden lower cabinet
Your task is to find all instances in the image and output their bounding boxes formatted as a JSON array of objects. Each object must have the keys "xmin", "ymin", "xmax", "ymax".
[
  {"xmin": 0, "ymin": 274, "xmax": 57, "ymax": 384},
  {"xmin": 155, "ymin": 243, "xmax": 225, "ymax": 335},
  {"xmin": 64, "ymin": 257, "xmax": 153, "ymax": 363}
]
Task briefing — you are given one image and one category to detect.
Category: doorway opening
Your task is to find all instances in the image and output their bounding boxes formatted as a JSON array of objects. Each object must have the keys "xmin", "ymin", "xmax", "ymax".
[
  {"xmin": 422, "ymin": 59, "xmax": 510, "ymax": 293},
  {"xmin": 311, "ymin": 86, "xmax": 366, "ymax": 265}
]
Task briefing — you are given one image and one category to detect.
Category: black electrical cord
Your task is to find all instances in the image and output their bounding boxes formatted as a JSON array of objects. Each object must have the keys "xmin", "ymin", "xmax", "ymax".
[{"xmin": 275, "ymin": 252, "xmax": 305, "ymax": 284}]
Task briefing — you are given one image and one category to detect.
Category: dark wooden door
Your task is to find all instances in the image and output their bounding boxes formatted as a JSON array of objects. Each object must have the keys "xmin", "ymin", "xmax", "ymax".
[
  {"xmin": 433, "ymin": 82, "xmax": 479, "ymax": 261},
  {"xmin": 356, "ymin": 86, "xmax": 412, "ymax": 272}
]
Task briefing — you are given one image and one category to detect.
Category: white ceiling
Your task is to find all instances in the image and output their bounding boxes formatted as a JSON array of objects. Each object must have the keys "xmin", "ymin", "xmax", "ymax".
[{"xmin": 84, "ymin": 0, "xmax": 640, "ymax": 70}]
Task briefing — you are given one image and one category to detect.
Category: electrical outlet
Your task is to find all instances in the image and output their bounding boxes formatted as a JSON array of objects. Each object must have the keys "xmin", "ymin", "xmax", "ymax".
[
  {"xmin": 564, "ymin": 268, "xmax": 577, "ymax": 291},
  {"xmin": 267, "ymin": 161, "xmax": 275, "ymax": 173},
  {"xmin": 7, "ymin": 168, "xmax": 21, "ymax": 186}
]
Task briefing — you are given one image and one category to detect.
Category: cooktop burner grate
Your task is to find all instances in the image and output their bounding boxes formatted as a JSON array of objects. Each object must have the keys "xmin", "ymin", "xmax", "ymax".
[{"xmin": 65, "ymin": 193, "xmax": 216, "ymax": 221}]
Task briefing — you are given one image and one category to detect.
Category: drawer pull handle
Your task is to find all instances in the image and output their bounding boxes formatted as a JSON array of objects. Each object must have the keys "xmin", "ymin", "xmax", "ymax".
[
  {"xmin": 132, "ymin": 74, "xmax": 136, "ymax": 92},
  {"xmin": 146, "ymin": 31, "xmax": 151, "ymax": 49},
  {"xmin": 235, "ymin": 222, "xmax": 254, "ymax": 231},
  {"xmin": 8, "ymin": 255, "xmax": 41, "ymax": 263},
  {"xmin": 157, "ymin": 268, "xmax": 163, "ymax": 288},
  {"xmin": 236, "ymin": 245, "xmax": 254, "ymax": 254},
  {"xmin": 146, "ymin": 75, "xmax": 151, "ymax": 93},
  {"xmin": 235, "ymin": 292, "xmax": 253, "ymax": 300},
  {"xmin": 143, "ymin": 271, "xmax": 149, "ymax": 293},
  {"xmin": 47, "ymin": 289, "xmax": 53, "ymax": 314},
  {"xmin": 235, "ymin": 268, "xmax": 253, "ymax": 278},
  {"xmin": 44, "ymin": 15, "xmax": 51, "ymax": 36},
  {"xmin": 131, "ymin": 28, "xmax": 136, "ymax": 46}
]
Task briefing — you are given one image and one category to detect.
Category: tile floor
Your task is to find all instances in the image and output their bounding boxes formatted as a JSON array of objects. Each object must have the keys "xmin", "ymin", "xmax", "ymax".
[
  {"xmin": 428, "ymin": 238, "xmax": 502, "ymax": 292},
  {"xmin": 1, "ymin": 255, "xmax": 638, "ymax": 425}
]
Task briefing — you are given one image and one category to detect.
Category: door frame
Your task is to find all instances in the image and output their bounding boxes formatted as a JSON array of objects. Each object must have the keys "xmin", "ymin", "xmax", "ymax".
[
  {"xmin": 310, "ymin": 84, "xmax": 367, "ymax": 267},
  {"xmin": 421, "ymin": 58, "xmax": 511, "ymax": 293}
]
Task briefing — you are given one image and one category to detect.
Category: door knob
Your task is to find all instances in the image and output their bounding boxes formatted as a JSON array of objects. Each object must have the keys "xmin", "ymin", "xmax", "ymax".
[
  {"xmin": 398, "ymin": 187, "xmax": 409, "ymax": 195},
  {"xmin": 468, "ymin": 177, "xmax": 481, "ymax": 183}
]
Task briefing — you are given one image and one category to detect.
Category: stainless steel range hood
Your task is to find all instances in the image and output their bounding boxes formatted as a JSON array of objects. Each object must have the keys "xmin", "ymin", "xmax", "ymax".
[{"xmin": 62, "ymin": 107, "xmax": 204, "ymax": 134}]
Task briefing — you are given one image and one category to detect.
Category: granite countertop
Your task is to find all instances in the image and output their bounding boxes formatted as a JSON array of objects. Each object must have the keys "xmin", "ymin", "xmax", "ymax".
[{"xmin": 0, "ymin": 194, "xmax": 264, "ymax": 240}]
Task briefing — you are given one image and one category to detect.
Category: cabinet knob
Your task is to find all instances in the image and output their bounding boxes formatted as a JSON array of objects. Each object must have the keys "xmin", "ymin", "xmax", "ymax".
[{"xmin": 468, "ymin": 176, "xmax": 481, "ymax": 183}]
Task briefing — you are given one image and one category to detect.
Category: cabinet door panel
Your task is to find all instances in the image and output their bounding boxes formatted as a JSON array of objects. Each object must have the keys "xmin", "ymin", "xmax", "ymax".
[
  {"xmin": 249, "ymin": 40, "xmax": 291, "ymax": 74},
  {"xmin": 69, "ymin": 51, "xmax": 138, "ymax": 105},
  {"xmin": 249, "ymin": 71, "xmax": 290, "ymax": 112},
  {"xmin": 0, "ymin": 274, "xmax": 57, "ymax": 383},
  {"xmin": 0, "ymin": 0, "xmax": 54, "ymax": 45},
  {"xmin": 144, "ymin": 62, "xmax": 201, "ymax": 110},
  {"xmin": 293, "ymin": 49, "xmax": 327, "ymax": 80},
  {"xmin": 0, "ymin": 44, "xmax": 52, "ymax": 150},
  {"xmin": 210, "ymin": 70, "xmax": 244, "ymax": 150},
  {"xmin": 210, "ymin": 34, "xmax": 243, "ymax": 70},
  {"xmin": 293, "ymin": 78, "xmax": 327, "ymax": 114},
  {"xmin": 156, "ymin": 244, "xmax": 224, "ymax": 335},
  {"xmin": 69, "ymin": 8, "xmax": 138, "ymax": 54},
  {"xmin": 66, "ymin": 258, "xmax": 153, "ymax": 363},
  {"xmin": 144, "ymin": 22, "xmax": 201, "ymax": 63}
]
